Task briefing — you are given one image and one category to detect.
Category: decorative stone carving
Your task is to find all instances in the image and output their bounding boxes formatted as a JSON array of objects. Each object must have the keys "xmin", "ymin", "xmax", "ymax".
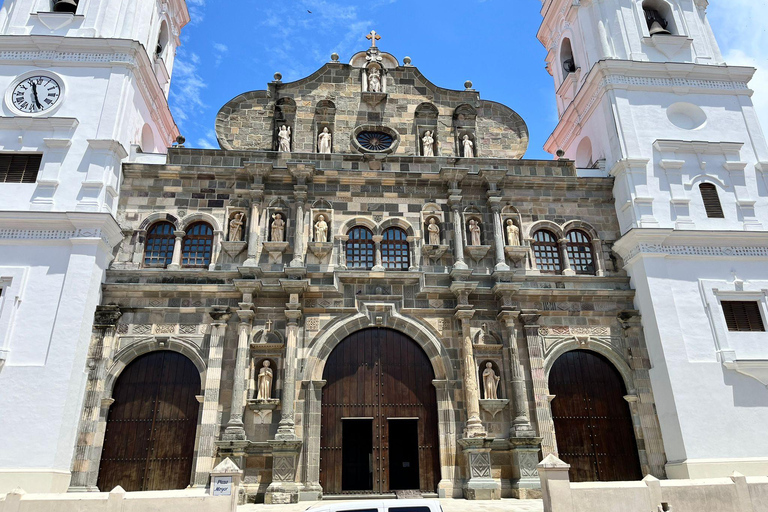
[
  {"xmin": 422, "ymin": 130, "xmax": 435, "ymax": 157},
  {"xmin": 505, "ymin": 219, "xmax": 520, "ymax": 246},
  {"xmin": 468, "ymin": 219, "xmax": 481, "ymax": 246},
  {"xmin": 368, "ymin": 67, "xmax": 382, "ymax": 93},
  {"xmin": 427, "ymin": 217, "xmax": 440, "ymax": 245},
  {"xmin": 256, "ymin": 360, "xmax": 273, "ymax": 401},
  {"xmin": 271, "ymin": 213, "xmax": 285, "ymax": 242},
  {"xmin": 228, "ymin": 212, "xmax": 244, "ymax": 242},
  {"xmin": 479, "ymin": 398, "xmax": 509, "ymax": 418},
  {"xmin": 317, "ymin": 127, "xmax": 332, "ymax": 154},
  {"xmin": 314, "ymin": 215, "xmax": 328, "ymax": 242},
  {"xmin": 482, "ymin": 362, "xmax": 501, "ymax": 400},
  {"xmin": 277, "ymin": 125, "xmax": 291, "ymax": 153},
  {"xmin": 462, "ymin": 134, "xmax": 474, "ymax": 158}
]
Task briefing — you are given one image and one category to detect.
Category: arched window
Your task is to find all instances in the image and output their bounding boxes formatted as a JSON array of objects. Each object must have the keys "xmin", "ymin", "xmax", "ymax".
[
  {"xmin": 346, "ymin": 226, "xmax": 374, "ymax": 270},
  {"xmin": 642, "ymin": 1, "xmax": 676, "ymax": 35},
  {"xmin": 155, "ymin": 21, "xmax": 170, "ymax": 60},
  {"xmin": 144, "ymin": 222, "xmax": 175, "ymax": 268},
  {"xmin": 52, "ymin": 0, "xmax": 79, "ymax": 14},
  {"xmin": 532, "ymin": 230, "xmax": 562, "ymax": 273},
  {"xmin": 566, "ymin": 230, "xmax": 595, "ymax": 275},
  {"xmin": 699, "ymin": 183, "xmax": 724, "ymax": 218},
  {"xmin": 381, "ymin": 227, "xmax": 409, "ymax": 271},
  {"xmin": 560, "ymin": 38, "xmax": 576, "ymax": 78},
  {"xmin": 182, "ymin": 222, "xmax": 214, "ymax": 268}
]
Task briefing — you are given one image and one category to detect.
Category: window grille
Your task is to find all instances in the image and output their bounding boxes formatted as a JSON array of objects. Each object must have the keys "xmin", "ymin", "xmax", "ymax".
[
  {"xmin": 346, "ymin": 226, "xmax": 375, "ymax": 270},
  {"xmin": 721, "ymin": 301, "xmax": 765, "ymax": 332},
  {"xmin": 566, "ymin": 230, "xmax": 595, "ymax": 275},
  {"xmin": 181, "ymin": 223, "xmax": 213, "ymax": 268},
  {"xmin": 0, "ymin": 154, "xmax": 42, "ymax": 183},
  {"xmin": 381, "ymin": 227, "xmax": 409, "ymax": 270},
  {"xmin": 144, "ymin": 222, "xmax": 175, "ymax": 268},
  {"xmin": 532, "ymin": 230, "xmax": 562, "ymax": 273}
]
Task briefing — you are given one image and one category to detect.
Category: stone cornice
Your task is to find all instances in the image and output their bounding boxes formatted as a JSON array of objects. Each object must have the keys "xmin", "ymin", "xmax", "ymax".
[
  {"xmin": 0, "ymin": 36, "xmax": 178, "ymax": 146},
  {"xmin": 0, "ymin": 211, "xmax": 122, "ymax": 248},
  {"xmin": 614, "ymin": 228, "xmax": 768, "ymax": 264},
  {"xmin": 545, "ymin": 60, "xmax": 757, "ymax": 155}
]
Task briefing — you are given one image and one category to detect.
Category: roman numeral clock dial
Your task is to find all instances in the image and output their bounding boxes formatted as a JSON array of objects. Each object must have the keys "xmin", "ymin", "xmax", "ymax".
[{"xmin": 10, "ymin": 75, "xmax": 61, "ymax": 114}]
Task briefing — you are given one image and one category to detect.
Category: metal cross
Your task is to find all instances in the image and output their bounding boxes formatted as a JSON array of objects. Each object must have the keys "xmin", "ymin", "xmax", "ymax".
[{"xmin": 366, "ymin": 30, "xmax": 381, "ymax": 48}]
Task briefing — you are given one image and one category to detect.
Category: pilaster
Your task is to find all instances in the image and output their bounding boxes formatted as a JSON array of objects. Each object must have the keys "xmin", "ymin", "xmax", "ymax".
[{"xmin": 520, "ymin": 311, "xmax": 557, "ymax": 456}]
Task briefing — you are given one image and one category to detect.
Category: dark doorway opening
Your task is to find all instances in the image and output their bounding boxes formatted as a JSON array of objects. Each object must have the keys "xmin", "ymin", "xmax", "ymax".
[
  {"xmin": 388, "ymin": 419, "xmax": 420, "ymax": 490},
  {"xmin": 342, "ymin": 419, "xmax": 373, "ymax": 491}
]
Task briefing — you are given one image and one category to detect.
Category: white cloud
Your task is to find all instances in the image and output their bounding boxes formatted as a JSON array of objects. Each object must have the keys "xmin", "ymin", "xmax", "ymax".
[
  {"xmin": 212, "ymin": 42, "xmax": 228, "ymax": 66},
  {"xmin": 709, "ymin": 0, "xmax": 768, "ymax": 133},
  {"xmin": 195, "ymin": 130, "xmax": 219, "ymax": 149},
  {"xmin": 186, "ymin": 0, "xmax": 206, "ymax": 24},
  {"xmin": 169, "ymin": 52, "xmax": 206, "ymax": 124}
]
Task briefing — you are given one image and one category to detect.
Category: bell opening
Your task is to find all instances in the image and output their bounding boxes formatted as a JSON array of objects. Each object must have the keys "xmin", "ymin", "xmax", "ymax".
[{"xmin": 52, "ymin": 0, "xmax": 79, "ymax": 14}]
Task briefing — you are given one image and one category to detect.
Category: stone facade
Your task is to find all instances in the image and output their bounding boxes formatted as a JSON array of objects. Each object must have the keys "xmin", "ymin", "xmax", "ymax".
[{"xmin": 71, "ymin": 42, "xmax": 666, "ymax": 502}]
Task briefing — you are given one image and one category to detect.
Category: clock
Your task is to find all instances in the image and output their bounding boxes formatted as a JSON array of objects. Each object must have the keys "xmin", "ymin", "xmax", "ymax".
[{"xmin": 10, "ymin": 75, "xmax": 61, "ymax": 114}]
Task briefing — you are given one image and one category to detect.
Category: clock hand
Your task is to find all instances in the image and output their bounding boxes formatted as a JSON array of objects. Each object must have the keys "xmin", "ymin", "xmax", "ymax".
[{"xmin": 31, "ymin": 82, "xmax": 43, "ymax": 110}]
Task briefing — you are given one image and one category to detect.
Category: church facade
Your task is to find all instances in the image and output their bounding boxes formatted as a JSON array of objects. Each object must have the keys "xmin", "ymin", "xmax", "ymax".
[{"xmin": 68, "ymin": 37, "xmax": 667, "ymax": 502}]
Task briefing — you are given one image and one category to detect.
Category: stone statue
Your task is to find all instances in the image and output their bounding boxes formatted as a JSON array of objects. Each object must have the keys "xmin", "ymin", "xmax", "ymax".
[
  {"xmin": 228, "ymin": 212, "xmax": 244, "ymax": 242},
  {"xmin": 505, "ymin": 219, "xmax": 520, "ymax": 246},
  {"xmin": 368, "ymin": 67, "xmax": 382, "ymax": 93},
  {"xmin": 422, "ymin": 131, "xmax": 435, "ymax": 157},
  {"xmin": 314, "ymin": 215, "xmax": 328, "ymax": 242},
  {"xmin": 482, "ymin": 362, "xmax": 500, "ymax": 400},
  {"xmin": 278, "ymin": 125, "xmax": 291, "ymax": 153},
  {"xmin": 427, "ymin": 217, "xmax": 440, "ymax": 245},
  {"xmin": 318, "ymin": 127, "xmax": 332, "ymax": 154},
  {"xmin": 257, "ymin": 360, "xmax": 273, "ymax": 400},
  {"xmin": 468, "ymin": 219, "xmax": 482, "ymax": 246},
  {"xmin": 462, "ymin": 134, "xmax": 474, "ymax": 158},
  {"xmin": 271, "ymin": 213, "xmax": 285, "ymax": 242}
]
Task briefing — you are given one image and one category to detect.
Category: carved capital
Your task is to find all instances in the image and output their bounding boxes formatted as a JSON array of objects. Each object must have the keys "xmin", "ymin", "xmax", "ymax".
[
  {"xmin": 94, "ymin": 305, "xmax": 122, "ymax": 329},
  {"xmin": 519, "ymin": 310, "xmax": 540, "ymax": 326}
]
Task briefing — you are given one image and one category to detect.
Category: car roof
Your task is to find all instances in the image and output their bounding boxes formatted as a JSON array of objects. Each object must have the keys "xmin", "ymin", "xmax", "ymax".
[{"xmin": 306, "ymin": 499, "xmax": 439, "ymax": 511}]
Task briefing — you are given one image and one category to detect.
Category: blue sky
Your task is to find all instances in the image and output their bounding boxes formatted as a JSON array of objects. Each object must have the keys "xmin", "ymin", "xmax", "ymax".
[{"xmin": 171, "ymin": 0, "xmax": 768, "ymax": 160}]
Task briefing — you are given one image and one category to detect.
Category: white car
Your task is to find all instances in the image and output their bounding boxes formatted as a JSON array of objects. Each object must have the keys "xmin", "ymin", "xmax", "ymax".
[{"xmin": 306, "ymin": 499, "xmax": 444, "ymax": 512}]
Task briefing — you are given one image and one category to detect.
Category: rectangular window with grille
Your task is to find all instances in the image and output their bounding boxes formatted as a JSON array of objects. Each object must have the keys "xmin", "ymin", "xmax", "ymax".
[
  {"xmin": 0, "ymin": 154, "xmax": 42, "ymax": 183},
  {"xmin": 721, "ymin": 301, "xmax": 765, "ymax": 332},
  {"xmin": 699, "ymin": 183, "xmax": 725, "ymax": 218}
]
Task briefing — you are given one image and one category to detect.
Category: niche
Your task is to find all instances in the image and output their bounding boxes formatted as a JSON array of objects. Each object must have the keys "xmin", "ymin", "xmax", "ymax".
[
  {"xmin": 415, "ymin": 102, "xmax": 439, "ymax": 157},
  {"xmin": 453, "ymin": 104, "xmax": 477, "ymax": 157},
  {"xmin": 314, "ymin": 100, "xmax": 336, "ymax": 154},
  {"xmin": 642, "ymin": 0, "xmax": 676, "ymax": 35},
  {"xmin": 273, "ymin": 98, "xmax": 296, "ymax": 152},
  {"xmin": 479, "ymin": 360, "xmax": 503, "ymax": 400}
]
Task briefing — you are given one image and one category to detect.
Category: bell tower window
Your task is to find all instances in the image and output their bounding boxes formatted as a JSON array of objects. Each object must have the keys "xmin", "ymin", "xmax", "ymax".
[
  {"xmin": 560, "ymin": 38, "xmax": 576, "ymax": 78},
  {"xmin": 642, "ymin": 1, "xmax": 676, "ymax": 36},
  {"xmin": 52, "ymin": 0, "xmax": 79, "ymax": 14}
]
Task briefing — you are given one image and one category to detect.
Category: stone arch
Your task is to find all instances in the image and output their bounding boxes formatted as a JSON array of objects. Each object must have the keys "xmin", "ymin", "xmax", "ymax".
[
  {"xmin": 544, "ymin": 341, "xmax": 635, "ymax": 394},
  {"xmin": 525, "ymin": 220, "xmax": 564, "ymax": 240},
  {"xmin": 338, "ymin": 216, "xmax": 377, "ymax": 236},
  {"xmin": 179, "ymin": 212, "xmax": 222, "ymax": 233},
  {"xmin": 561, "ymin": 219, "xmax": 601, "ymax": 241},
  {"xmin": 104, "ymin": 339, "xmax": 207, "ymax": 399},
  {"xmin": 379, "ymin": 216, "xmax": 415, "ymax": 237},
  {"xmin": 685, "ymin": 173, "xmax": 729, "ymax": 190},
  {"xmin": 304, "ymin": 311, "xmax": 454, "ymax": 383},
  {"xmin": 312, "ymin": 199, "xmax": 333, "ymax": 209},
  {"xmin": 139, "ymin": 212, "xmax": 180, "ymax": 231}
]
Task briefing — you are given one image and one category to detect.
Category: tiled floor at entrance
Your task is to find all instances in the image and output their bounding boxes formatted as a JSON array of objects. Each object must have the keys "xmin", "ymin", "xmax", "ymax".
[{"xmin": 239, "ymin": 499, "xmax": 544, "ymax": 512}]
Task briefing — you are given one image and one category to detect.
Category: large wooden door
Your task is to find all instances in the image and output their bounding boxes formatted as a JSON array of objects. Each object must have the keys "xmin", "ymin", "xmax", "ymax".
[
  {"xmin": 97, "ymin": 351, "xmax": 201, "ymax": 491},
  {"xmin": 549, "ymin": 350, "xmax": 642, "ymax": 482},
  {"xmin": 320, "ymin": 328, "xmax": 440, "ymax": 494}
]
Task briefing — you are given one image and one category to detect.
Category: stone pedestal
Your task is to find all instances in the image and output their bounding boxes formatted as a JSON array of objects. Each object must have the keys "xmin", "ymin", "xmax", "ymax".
[
  {"xmin": 459, "ymin": 438, "xmax": 500, "ymax": 500},
  {"xmin": 509, "ymin": 437, "xmax": 543, "ymax": 499},
  {"xmin": 265, "ymin": 439, "xmax": 303, "ymax": 504}
]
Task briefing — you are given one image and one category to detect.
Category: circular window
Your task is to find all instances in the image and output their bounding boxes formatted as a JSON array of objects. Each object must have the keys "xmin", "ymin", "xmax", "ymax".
[
  {"xmin": 356, "ymin": 131, "xmax": 394, "ymax": 151},
  {"xmin": 667, "ymin": 102, "xmax": 707, "ymax": 130},
  {"xmin": 351, "ymin": 125, "xmax": 400, "ymax": 154}
]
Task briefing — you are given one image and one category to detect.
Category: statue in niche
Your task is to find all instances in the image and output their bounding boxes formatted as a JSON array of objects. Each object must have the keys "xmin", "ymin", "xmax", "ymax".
[
  {"xmin": 257, "ymin": 360, "xmax": 273, "ymax": 400},
  {"xmin": 427, "ymin": 217, "xmax": 440, "ymax": 245},
  {"xmin": 483, "ymin": 362, "xmax": 500, "ymax": 400},
  {"xmin": 314, "ymin": 215, "xmax": 328, "ymax": 242},
  {"xmin": 368, "ymin": 67, "xmax": 382, "ymax": 93},
  {"xmin": 505, "ymin": 219, "xmax": 520, "ymax": 246},
  {"xmin": 318, "ymin": 127, "xmax": 332, "ymax": 154},
  {"xmin": 468, "ymin": 219, "xmax": 482, "ymax": 246},
  {"xmin": 271, "ymin": 213, "xmax": 285, "ymax": 242},
  {"xmin": 462, "ymin": 134, "xmax": 474, "ymax": 158},
  {"xmin": 278, "ymin": 125, "xmax": 291, "ymax": 153},
  {"xmin": 422, "ymin": 131, "xmax": 435, "ymax": 157},
  {"xmin": 479, "ymin": 323, "xmax": 489, "ymax": 344},
  {"xmin": 228, "ymin": 212, "xmax": 244, "ymax": 242}
]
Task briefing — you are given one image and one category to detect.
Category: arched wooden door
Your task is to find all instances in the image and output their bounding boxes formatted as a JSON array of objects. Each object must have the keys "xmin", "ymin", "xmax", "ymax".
[
  {"xmin": 320, "ymin": 328, "xmax": 440, "ymax": 494},
  {"xmin": 549, "ymin": 350, "xmax": 642, "ymax": 482},
  {"xmin": 97, "ymin": 351, "xmax": 201, "ymax": 491}
]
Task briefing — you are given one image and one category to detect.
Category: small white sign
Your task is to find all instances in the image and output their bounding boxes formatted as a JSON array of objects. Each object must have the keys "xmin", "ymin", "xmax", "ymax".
[{"xmin": 212, "ymin": 476, "xmax": 233, "ymax": 496}]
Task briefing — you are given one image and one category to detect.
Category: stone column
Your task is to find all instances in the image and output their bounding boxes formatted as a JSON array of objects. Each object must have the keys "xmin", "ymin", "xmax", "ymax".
[
  {"xmin": 458, "ymin": 437, "xmax": 499, "ymax": 500},
  {"xmin": 301, "ymin": 379, "xmax": 326, "ymax": 500},
  {"xmin": 223, "ymin": 306, "xmax": 254, "ymax": 441},
  {"xmin": 451, "ymin": 292, "xmax": 485, "ymax": 438},
  {"xmin": 289, "ymin": 199, "xmax": 306, "ymax": 268},
  {"xmin": 451, "ymin": 204, "xmax": 468, "ymax": 270},
  {"xmin": 407, "ymin": 235, "xmax": 418, "ymax": 271},
  {"xmin": 335, "ymin": 234, "xmax": 348, "ymax": 269},
  {"xmin": 243, "ymin": 201, "xmax": 261, "ymax": 266},
  {"xmin": 520, "ymin": 311, "xmax": 557, "ymax": 455},
  {"xmin": 440, "ymin": 167, "xmax": 469, "ymax": 270},
  {"xmin": 372, "ymin": 234, "xmax": 384, "ymax": 271},
  {"xmin": 276, "ymin": 308, "xmax": 301, "ymax": 439},
  {"xmin": 592, "ymin": 239, "xmax": 605, "ymax": 276},
  {"xmin": 497, "ymin": 310, "xmax": 534, "ymax": 437},
  {"xmin": 526, "ymin": 238, "xmax": 539, "ymax": 272},
  {"xmin": 244, "ymin": 163, "xmax": 271, "ymax": 267},
  {"xmin": 168, "ymin": 230, "xmax": 185, "ymax": 270},
  {"xmin": 558, "ymin": 238, "xmax": 575, "ymax": 276},
  {"xmin": 209, "ymin": 230, "xmax": 224, "ymax": 270},
  {"xmin": 193, "ymin": 306, "xmax": 232, "ymax": 486},
  {"xmin": 490, "ymin": 205, "xmax": 509, "ymax": 271}
]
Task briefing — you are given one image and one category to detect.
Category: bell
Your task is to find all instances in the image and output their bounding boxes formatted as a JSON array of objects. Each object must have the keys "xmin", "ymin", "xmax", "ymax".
[
  {"xmin": 649, "ymin": 20, "xmax": 671, "ymax": 36},
  {"xmin": 52, "ymin": 0, "xmax": 79, "ymax": 13}
]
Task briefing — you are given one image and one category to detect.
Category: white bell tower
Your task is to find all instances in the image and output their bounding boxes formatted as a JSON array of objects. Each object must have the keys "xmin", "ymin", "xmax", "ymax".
[
  {"xmin": 0, "ymin": 0, "xmax": 188, "ymax": 494},
  {"xmin": 539, "ymin": 0, "xmax": 768, "ymax": 479}
]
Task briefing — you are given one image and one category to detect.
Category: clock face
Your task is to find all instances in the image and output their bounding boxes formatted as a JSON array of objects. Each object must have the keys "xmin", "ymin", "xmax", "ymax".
[{"xmin": 11, "ymin": 75, "xmax": 61, "ymax": 114}]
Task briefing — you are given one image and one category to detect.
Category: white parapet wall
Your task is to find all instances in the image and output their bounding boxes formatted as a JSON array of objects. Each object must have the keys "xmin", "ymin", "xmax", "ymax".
[{"xmin": 538, "ymin": 454, "xmax": 768, "ymax": 512}]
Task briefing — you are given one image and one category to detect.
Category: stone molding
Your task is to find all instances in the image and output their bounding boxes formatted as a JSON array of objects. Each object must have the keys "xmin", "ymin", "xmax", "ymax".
[{"xmin": 625, "ymin": 243, "xmax": 768, "ymax": 262}]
